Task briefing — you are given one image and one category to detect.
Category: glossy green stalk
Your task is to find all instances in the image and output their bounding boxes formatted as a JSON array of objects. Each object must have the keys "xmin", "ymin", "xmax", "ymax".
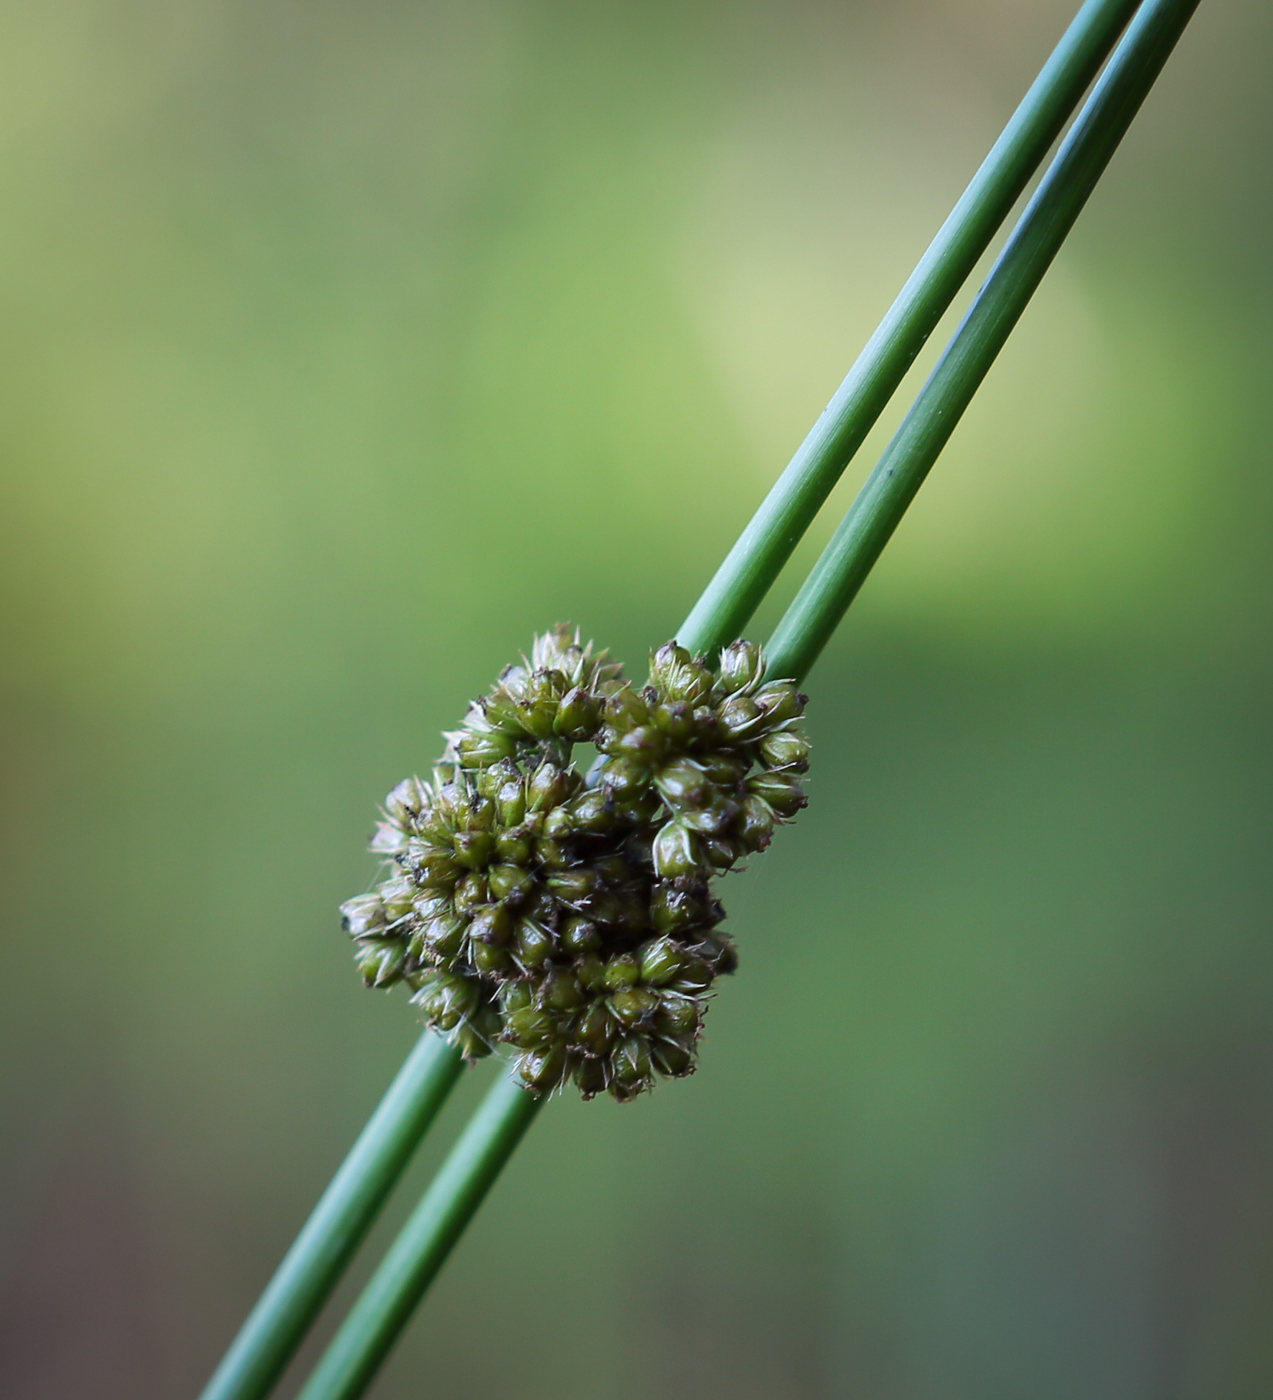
[
  {"xmin": 295, "ymin": 1070, "xmax": 544, "ymax": 1400},
  {"xmin": 676, "ymin": 0, "xmax": 1141, "ymax": 657},
  {"xmin": 766, "ymin": 0, "xmax": 1201, "ymax": 686},
  {"xmin": 198, "ymin": 1032, "xmax": 464, "ymax": 1400}
]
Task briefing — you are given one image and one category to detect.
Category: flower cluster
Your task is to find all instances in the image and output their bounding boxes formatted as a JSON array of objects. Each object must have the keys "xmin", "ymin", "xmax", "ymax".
[{"xmin": 341, "ymin": 627, "xmax": 809, "ymax": 1101}]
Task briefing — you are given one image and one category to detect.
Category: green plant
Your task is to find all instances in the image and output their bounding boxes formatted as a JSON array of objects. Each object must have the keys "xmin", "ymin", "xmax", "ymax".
[{"xmin": 198, "ymin": 1, "xmax": 1200, "ymax": 1397}]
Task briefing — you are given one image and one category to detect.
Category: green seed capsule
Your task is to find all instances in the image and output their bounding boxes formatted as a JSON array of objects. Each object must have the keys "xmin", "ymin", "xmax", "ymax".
[
  {"xmin": 652, "ymin": 701, "xmax": 696, "ymax": 744},
  {"xmin": 547, "ymin": 868, "xmax": 597, "ymax": 903},
  {"xmin": 672, "ymin": 957, "xmax": 713, "ymax": 992},
  {"xmin": 638, "ymin": 937, "xmax": 685, "ymax": 986},
  {"xmin": 354, "ymin": 939, "xmax": 405, "ymax": 988},
  {"xmin": 413, "ymin": 973, "xmax": 478, "ymax": 1030},
  {"xmin": 515, "ymin": 919, "xmax": 555, "ymax": 969},
  {"xmin": 574, "ymin": 1000, "xmax": 618, "ymax": 1055},
  {"xmin": 649, "ymin": 879, "xmax": 711, "ymax": 933},
  {"xmin": 451, "ymin": 830, "xmax": 494, "ymax": 870},
  {"xmin": 609, "ymin": 1036, "xmax": 652, "ymax": 1099},
  {"xmin": 457, "ymin": 730, "xmax": 519, "ymax": 768},
  {"xmin": 495, "ymin": 825, "xmax": 534, "ymax": 865},
  {"xmin": 574, "ymin": 1057, "xmax": 608, "ymax": 1098},
  {"xmin": 655, "ymin": 759, "xmax": 708, "ymax": 808},
  {"xmin": 738, "ymin": 794, "xmax": 776, "ymax": 851},
  {"xmin": 716, "ymin": 639, "xmax": 763, "ymax": 694},
  {"xmin": 541, "ymin": 967, "xmax": 585, "ymax": 1012},
  {"xmin": 370, "ymin": 821, "xmax": 408, "ymax": 856},
  {"xmin": 611, "ymin": 986, "xmax": 660, "ymax": 1027},
  {"xmin": 452, "ymin": 872, "xmax": 489, "ymax": 913},
  {"xmin": 715, "ymin": 693, "xmax": 763, "ymax": 742},
  {"xmin": 414, "ymin": 849, "xmax": 462, "ymax": 889},
  {"xmin": 488, "ymin": 863, "xmax": 534, "ymax": 903},
  {"xmin": 340, "ymin": 894, "xmax": 386, "ymax": 938},
  {"xmin": 560, "ymin": 917, "xmax": 601, "ymax": 955},
  {"xmin": 652, "ymin": 820, "xmax": 699, "ymax": 879},
  {"xmin": 613, "ymin": 725, "xmax": 665, "ymax": 765},
  {"xmin": 455, "ymin": 1019, "xmax": 497, "ymax": 1059},
  {"xmin": 527, "ymin": 762, "xmax": 576, "ymax": 812},
  {"xmin": 422, "ymin": 915, "xmax": 467, "ymax": 961},
  {"xmin": 385, "ymin": 776, "xmax": 429, "ymax": 824},
  {"xmin": 758, "ymin": 730, "xmax": 810, "ymax": 772},
  {"xmin": 655, "ymin": 992, "xmax": 699, "ymax": 1037},
  {"xmin": 505, "ymin": 1004, "xmax": 557, "ymax": 1048},
  {"xmin": 411, "ymin": 890, "xmax": 451, "ymax": 923},
  {"xmin": 754, "ymin": 682, "xmax": 806, "ymax": 726},
  {"xmin": 602, "ymin": 954, "xmax": 640, "ymax": 991},
  {"xmin": 746, "ymin": 771, "xmax": 807, "ymax": 818},
  {"xmin": 604, "ymin": 685, "xmax": 650, "ymax": 731},
  {"xmin": 554, "ymin": 686, "xmax": 603, "ymax": 741},
  {"xmin": 576, "ymin": 954, "xmax": 607, "ymax": 992},
  {"xmin": 518, "ymin": 1043, "xmax": 569, "ymax": 1093},
  {"xmin": 470, "ymin": 940, "xmax": 513, "ymax": 977},
  {"xmin": 652, "ymin": 1039, "xmax": 695, "ymax": 1078},
  {"xmin": 468, "ymin": 904, "xmax": 513, "ymax": 946}
]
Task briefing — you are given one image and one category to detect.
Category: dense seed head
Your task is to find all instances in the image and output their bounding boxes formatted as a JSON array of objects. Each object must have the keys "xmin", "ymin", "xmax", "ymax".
[{"xmin": 341, "ymin": 626, "xmax": 810, "ymax": 1100}]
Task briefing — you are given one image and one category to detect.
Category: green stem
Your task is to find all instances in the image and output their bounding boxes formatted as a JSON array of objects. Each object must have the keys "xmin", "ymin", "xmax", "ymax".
[
  {"xmin": 676, "ymin": 0, "xmax": 1142, "ymax": 658},
  {"xmin": 295, "ymin": 1070, "xmax": 545, "ymax": 1400},
  {"xmin": 198, "ymin": 1032, "xmax": 465, "ymax": 1400},
  {"xmin": 767, "ymin": 0, "xmax": 1201, "ymax": 686}
]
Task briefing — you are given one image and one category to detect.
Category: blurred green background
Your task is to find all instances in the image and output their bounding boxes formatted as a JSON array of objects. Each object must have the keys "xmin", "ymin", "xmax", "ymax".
[{"xmin": 1, "ymin": 1, "xmax": 1271, "ymax": 1396}]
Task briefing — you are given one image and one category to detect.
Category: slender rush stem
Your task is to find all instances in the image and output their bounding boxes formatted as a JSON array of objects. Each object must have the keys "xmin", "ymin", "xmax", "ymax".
[
  {"xmin": 198, "ymin": 1033, "xmax": 464, "ymax": 1400},
  {"xmin": 766, "ymin": 0, "xmax": 1201, "ymax": 686},
  {"xmin": 295, "ymin": 1070, "xmax": 544, "ymax": 1400},
  {"xmin": 676, "ymin": 0, "xmax": 1142, "ymax": 658}
]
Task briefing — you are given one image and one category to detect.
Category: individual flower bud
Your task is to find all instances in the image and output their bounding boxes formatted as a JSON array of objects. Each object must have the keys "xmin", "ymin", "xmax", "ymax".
[
  {"xmin": 518, "ymin": 1043, "xmax": 570, "ymax": 1094},
  {"xmin": 758, "ymin": 730, "xmax": 811, "ymax": 772},
  {"xmin": 560, "ymin": 917, "xmax": 601, "ymax": 955},
  {"xmin": 574, "ymin": 1057, "xmax": 608, "ymax": 1099},
  {"xmin": 370, "ymin": 822, "xmax": 408, "ymax": 856},
  {"xmin": 652, "ymin": 701, "xmax": 695, "ymax": 744},
  {"xmin": 699, "ymin": 752, "xmax": 748, "ymax": 786},
  {"xmin": 554, "ymin": 686, "xmax": 603, "ymax": 741},
  {"xmin": 610, "ymin": 986, "xmax": 660, "ymax": 1027},
  {"xmin": 655, "ymin": 760, "xmax": 709, "ymax": 809},
  {"xmin": 413, "ymin": 973, "xmax": 479, "ymax": 1030},
  {"xmin": 411, "ymin": 890, "xmax": 451, "ymax": 923},
  {"xmin": 649, "ymin": 643, "xmax": 714, "ymax": 705},
  {"xmin": 547, "ymin": 868, "xmax": 597, "ymax": 904},
  {"xmin": 655, "ymin": 991, "xmax": 700, "ymax": 1037},
  {"xmin": 754, "ymin": 682, "xmax": 806, "ymax": 727},
  {"xmin": 340, "ymin": 893, "xmax": 387, "ymax": 938},
  {"xmin": 602, "ymin": 954, "xmax": 640, "ymax": 992},
  {"xmin": 574, "ymin": 1001, "xmax": 618, "ymax": 1056},
  {"xmin": 715, "ymin": 693, "xmax": 763, "ymax": 743},
  {"xmin": 452, "ymin": 872, "xmax": 490, "ymax": 913},
  {"xmin": 746, "ymin": 771, "xmax": 807, "ymax": 819},
  {"xmin": 456, "ymin": 730, "xmax": 519, "ymax": 768},
  {"xmin": 652, "ymin": 820, "xmax": 700, "ymax": 878},
  {"xmin": 488, "ymin": 863, "xmax": 534, "ymax": 904},
  {"xmin": 698, "ymin": 931, "xmax": 738, "ymax": 976},
  {"xmin": 716, "ymin": 640, "xmax": 763, "ymax": 695},
  {"xmin": 354, "ymin": 938, "xmax": 406, "ymax": 988},
  {"xmin": 638, "ymin": 937, "xmax": 686, "ymax": 986},
  {"xmin": 505, "ymin": 1004, "xmax": 557, "ymax": 1048},
  {"xmin": 652, "ymin": 1039, "xmax": 695, "ymax": 1078},
  {"xmin": 514, "ymin": 919, "xmax": 555, "ymax": 969},
  {"xmin": 703, "ymin": 836, "xmax": 744, "ymax": 870},
  {"xmin": 596, "ymin": 756, "xmax": 649, "ymax": 796},
  {"xmin": 495, "ymin": 825, "xmax": 534, "ymax": 865},
  {"xmin": 541, "ymin": 967, "xmax": 585, "ymax": 1012}
]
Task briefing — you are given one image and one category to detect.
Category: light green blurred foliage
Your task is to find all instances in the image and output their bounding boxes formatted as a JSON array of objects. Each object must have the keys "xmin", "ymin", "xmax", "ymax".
[{"xmin": 1, "ymin": 1, "xmax": 1273, "ymax": 1398}]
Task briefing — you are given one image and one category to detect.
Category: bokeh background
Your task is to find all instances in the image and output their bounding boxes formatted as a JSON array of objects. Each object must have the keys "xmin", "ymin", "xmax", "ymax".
[{"xmin": 1, "ymin": 1, "xmax": 1271, "ymax": 1396}]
